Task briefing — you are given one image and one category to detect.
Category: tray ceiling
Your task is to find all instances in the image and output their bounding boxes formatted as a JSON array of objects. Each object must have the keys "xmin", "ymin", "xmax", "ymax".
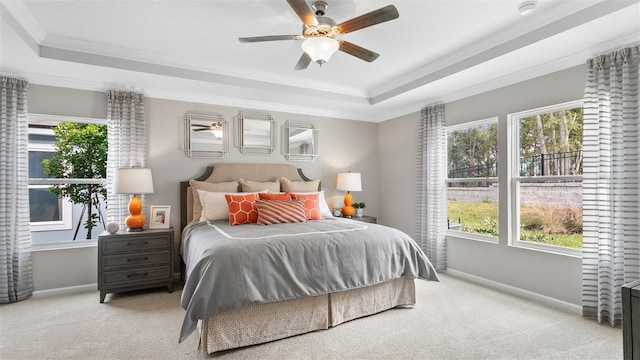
[{"xmin": 1, "ymin": 0, "xmax": 638, "ymax": 122}]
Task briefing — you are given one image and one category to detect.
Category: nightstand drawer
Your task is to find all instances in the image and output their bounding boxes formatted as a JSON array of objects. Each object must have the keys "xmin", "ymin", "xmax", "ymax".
[
  {"xmin": 101, "ymin": 235, "xmax": 170, "ymax": 254},
  {"xmin": 102, "ymin": 250, "xmax": 171, "ymax": 270},
  {"xmin": 102, "ymin": 265, "xmax": 171, "ymax": 286},
  {"xmin": 98, "ymin": 228, "xmax": 175, "ymax": 303}
]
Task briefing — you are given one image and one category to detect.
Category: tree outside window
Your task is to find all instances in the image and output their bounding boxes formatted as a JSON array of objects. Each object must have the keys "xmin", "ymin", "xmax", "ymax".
[
  {"xmin": 28, "ymin": 116, "xmax": 107, "ymax": 242},
  {"xmin": 513, "ymin": 103, "xmax": 583, "ymax": 251},
  {"xmin": 446, "ymin": 119, "xmax": 499, "ymax": 240}
]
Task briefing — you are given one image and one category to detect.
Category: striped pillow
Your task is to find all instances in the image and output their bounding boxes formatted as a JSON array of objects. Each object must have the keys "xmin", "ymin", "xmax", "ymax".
[{"xmin": 255, "ymin": 200, "xmax": 307, "ymax": 225}]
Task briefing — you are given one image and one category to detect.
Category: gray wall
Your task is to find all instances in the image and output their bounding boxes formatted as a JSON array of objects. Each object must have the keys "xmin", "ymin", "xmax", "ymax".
[
  {"xmin": 30, "ymin": 65, "xmax": 588, "ymax": 306},
  {"xmin": 28, "ymin": 84, "xmax": 379, "ymax": 291},
  {"xmin": 378, "ymin": 65, "xmax": 586, "ymax": 306},
  {"xmin": 29, "ymin": 86, "xmax": 107, "ymax": 290}
]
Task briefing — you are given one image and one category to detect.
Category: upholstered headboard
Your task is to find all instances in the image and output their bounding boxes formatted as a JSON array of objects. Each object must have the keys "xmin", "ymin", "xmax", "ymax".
[{"xmin": 180, "ymin": 163, "xmax": 319, "ymax": 230}]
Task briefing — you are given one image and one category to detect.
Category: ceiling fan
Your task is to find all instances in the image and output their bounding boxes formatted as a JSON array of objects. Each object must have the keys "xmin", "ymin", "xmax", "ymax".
[
  {"xmin": 191, "ymin": 122, "xmax": 224, "ymax": 139},
  {"xmin": 238, "ymin": 0, "xmax": 399, "ymax": 70}
]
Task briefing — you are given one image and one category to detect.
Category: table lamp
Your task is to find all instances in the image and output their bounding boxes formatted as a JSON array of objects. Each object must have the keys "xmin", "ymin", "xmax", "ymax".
[
  {"xmin": 336, "ymin": 172, "xmax": 362, "ymax": 218},
  {"xmin": 114, "ymin": 167, "xmax": 154, "ymax": 231}
]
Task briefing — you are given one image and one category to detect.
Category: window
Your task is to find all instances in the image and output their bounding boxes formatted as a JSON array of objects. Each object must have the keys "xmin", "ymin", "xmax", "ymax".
[
  {"xmin": 446, "ymin": 118, "xmax": 499, "ymax": 242},
  {"xmin": 28, "ymin": 125, "xmax": 73, "ymax": 231},
  {"xmin": 28, "ymin": 114, "xmax": 107, "ymax": 244},
  {"xmin": 509, "ymin": 100, "xmax": 583, "ymax": 256}
]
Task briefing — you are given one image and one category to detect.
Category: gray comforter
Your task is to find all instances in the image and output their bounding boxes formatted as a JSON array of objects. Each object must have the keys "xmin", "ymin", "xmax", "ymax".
[{"xmin": 179, "ymin": 217, "xmax": 439, "ymax": 342}]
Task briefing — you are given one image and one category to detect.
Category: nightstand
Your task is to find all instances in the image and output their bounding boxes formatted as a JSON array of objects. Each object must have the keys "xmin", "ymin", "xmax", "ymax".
[
  {"xmin": 98, "ymin": 228, "xmax": 174, "ymax": 303},
  {"xmin": 345, "ymin": 215, "xmax": 377, "ymax": 224}
]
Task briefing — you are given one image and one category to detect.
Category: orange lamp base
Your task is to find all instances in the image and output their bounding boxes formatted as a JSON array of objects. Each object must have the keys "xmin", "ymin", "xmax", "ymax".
[
  {"xmin": 342, "ymin": 192, "xmax": 355, "ymax": 217},
  {"xmin": 125, "ymin": 195, "xmax": 146, "ymax": 231}
]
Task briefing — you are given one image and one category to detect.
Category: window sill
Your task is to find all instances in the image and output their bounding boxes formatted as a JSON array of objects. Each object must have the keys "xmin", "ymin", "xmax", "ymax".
[
  {"xmin": 32, "ymin": 240, "xmax": 97, "ymax": 252},
  {"xmin": 509, "ymin": 240, "xmax": 581, "ymax": 258},
  {"xmin": 446, "ymin": 230, "xmax": 499, "ymax": 244}
]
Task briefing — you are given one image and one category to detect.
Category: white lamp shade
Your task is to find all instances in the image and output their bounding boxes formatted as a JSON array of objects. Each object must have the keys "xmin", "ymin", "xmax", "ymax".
[
  {"xmin": 301, "ymin": 37, "xmax": 339, "ymax": 64},
  {"xmin": 114, "ymin": 168, "xmax": 154, "ymax": 194},
  {"xmin": 336, "ymin": 172, "xmax": 362, "ymax": 192}
]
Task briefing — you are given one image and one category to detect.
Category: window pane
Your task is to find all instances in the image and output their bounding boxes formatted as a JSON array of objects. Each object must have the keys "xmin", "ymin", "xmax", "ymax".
[
  {"xmin": 519, "ymin": 107, "xmax": 583, "ymax": 176},
  {"xmin": 447, "ymin": 123, "xmax": 498, "ymax": 178},
  {"xmin": 518, "ymin": 181, "xmax": 582, "ymax": 248},
  {"xmin": 29, "ymin": 151, "xmax": 55, "ymax": 178},
  {"xmin": 29, "ymin": 187, "xmax": 62, "ymax": 222},
  {"xmin": 28, "ymin": 132, "xmax": 55, "ymax": 146},
  {"xmin": 447, "ymin": 181, "xmax": 499, "ymax": 237},
  {"xmin": 447, "ymin": 120, "xmax": 498, "ymax": 239}
]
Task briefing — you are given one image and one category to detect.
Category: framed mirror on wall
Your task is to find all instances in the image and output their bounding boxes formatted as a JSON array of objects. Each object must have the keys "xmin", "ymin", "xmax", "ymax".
[
  {"xmin": 282, "ymin": 121, "xmax": 318, "ymax": 162},
  {"xmin": 236, "ymin": 111, "xmax": 276, "ymax": 155},
  {"xmin": 182, "ymin": 112, "xmax": 229, "ymax": 158}
]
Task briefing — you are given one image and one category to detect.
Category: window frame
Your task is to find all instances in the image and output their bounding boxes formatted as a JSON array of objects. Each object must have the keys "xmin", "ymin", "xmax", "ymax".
[
  {"xmin": 445, "ymin": 117, "xmax": 500, "ymax": 244},
  {"xmin": 507, "ymin": 100, "xmax": 583, "ymax": 258},
  {"xmin": 28, "ymin": 132, "xmax": 74, "ymax": 231},
  {"xmin": 28, "ymin": 113, "xmax": 107, "ymax": 241}
]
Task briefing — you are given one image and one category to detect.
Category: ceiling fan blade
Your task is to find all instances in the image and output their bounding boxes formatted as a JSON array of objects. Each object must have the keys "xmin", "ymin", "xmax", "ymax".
[
  {"xmin": 286, "ymin": 0, "xmax": 318, "ymax": 26},
  {"xmin": 239, "ymin": 35, "xmax": 304, "ymax": 43},
  {"xmin": 339, "ymin": 41, "xmax": 379, "ymax": 62},
  {"xmin": 294, "ymin": 52, "xmax": 312, "ymax": 70},
  {"xmin": 193, "ymin": 128, "xmax": 211, "ymax": 132},
  {"xmin": 336, "ymin": 5, "xmax": 399, "ymax": 34}
]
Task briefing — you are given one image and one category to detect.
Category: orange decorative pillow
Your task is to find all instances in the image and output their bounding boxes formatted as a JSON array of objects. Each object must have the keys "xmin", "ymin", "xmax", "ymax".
[
  {"xmin": 259, "ymin": 192, "xmax": 292, "ymax": 201},
  {"xmin": 291, "ymin": 193, "xmax": 322, "ymax": 220},
  {"xmin": 256, "ymin": 200, "xmax": 307, "ymax": 225},
  {"xmin": 225, "ymin": 193, "xmax": 260, "ymax": 225}
]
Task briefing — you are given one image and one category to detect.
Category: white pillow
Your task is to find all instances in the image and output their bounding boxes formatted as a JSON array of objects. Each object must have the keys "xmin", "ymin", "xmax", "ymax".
[
  {"xmin": 198, "ymin": 190, "xmax": 264, "ymax": 221},
  {"xmin": 291, "ymin": 190, "xmax": 332, "ymax": 217}
]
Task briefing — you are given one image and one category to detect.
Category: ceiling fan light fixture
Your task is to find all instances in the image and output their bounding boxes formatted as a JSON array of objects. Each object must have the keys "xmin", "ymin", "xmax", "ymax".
[
  {"xmin": 211, "ymin": 128, "xmax": 223, "ymax": 139},
  {"xmin": 301, "ymin": 37, "xmax": 339, "ymax": 65},
  {"xmin": 209, "ymin": 123, "xmax": 224, "ymax": 139}
]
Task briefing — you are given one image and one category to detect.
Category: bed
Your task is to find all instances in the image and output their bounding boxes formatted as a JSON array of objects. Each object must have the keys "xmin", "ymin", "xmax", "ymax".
[{"xmin": 178, "ymin": 163, "xmax": 438, "ymax": 353}]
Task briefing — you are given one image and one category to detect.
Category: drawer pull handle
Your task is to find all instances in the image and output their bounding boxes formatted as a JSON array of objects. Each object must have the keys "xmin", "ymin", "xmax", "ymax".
[
  {"xmin": 127, "ymin": 257, "xmax": 149, "ymax": 262},
  {"xmin": 126, "ymin": 273, "xmax": 148, "ymax": 278},
  {"xmin": 126, "ymin": 241, "xmax": 150, "ymax": 246}
]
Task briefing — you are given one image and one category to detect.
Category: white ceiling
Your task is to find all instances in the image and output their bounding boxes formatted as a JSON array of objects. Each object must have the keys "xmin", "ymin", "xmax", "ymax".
[{"xmin": 1, "ymin": 0, "xmax": 639, "ymax": 122}]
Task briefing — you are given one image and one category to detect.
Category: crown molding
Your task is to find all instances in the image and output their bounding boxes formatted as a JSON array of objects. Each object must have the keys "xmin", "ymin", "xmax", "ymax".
[{"xmin": 370, "ymin": 0, "xmax": 640, "ymax": 105}]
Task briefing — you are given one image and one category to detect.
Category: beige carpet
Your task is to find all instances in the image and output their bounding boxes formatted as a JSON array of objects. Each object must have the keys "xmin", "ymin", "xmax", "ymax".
[{"xmin": 0, "ymin": 273, "xmax": 621, "ymax": 359}]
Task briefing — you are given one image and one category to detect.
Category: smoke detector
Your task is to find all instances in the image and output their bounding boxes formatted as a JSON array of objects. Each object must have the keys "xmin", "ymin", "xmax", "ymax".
[{"xmin": 518, "ymin": 1, "xmax": 537, "ymax": 16}]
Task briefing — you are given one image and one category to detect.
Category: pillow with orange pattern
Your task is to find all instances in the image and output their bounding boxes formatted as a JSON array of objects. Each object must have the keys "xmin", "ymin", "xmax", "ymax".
[
  {"xmin": 290, "ymin": 193, "xmax": 322, "ymax": 220},
  {"xmin": 225, "ymin": 193, "xmax": 261, "ymax": 225}
]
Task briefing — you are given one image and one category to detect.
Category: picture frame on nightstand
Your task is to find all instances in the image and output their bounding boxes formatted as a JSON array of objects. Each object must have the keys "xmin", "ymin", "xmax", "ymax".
[{"xmin": 149, "ymin": 205, "xmax": 171, "ymax": 229}]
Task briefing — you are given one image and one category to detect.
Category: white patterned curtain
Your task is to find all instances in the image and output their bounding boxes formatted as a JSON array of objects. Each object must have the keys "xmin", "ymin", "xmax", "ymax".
[
  {"xmin": 0, "ymin": 76, "xmax": 33, "ymax": 303},
  {"xmin": 415, "ymin": 104, "xmax": 447, "ymax": 270},
  {"xmin": 582, "ymin": 45, "xmax": 640, "ymax": 326},
  {"xmin": 106, "ymin": 90, "xmax": 147, "ymax": 228}
]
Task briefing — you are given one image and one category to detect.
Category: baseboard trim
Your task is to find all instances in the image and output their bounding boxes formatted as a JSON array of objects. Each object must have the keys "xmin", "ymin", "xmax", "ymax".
[
  {"xmin": 444, "ymin": 268, "xmax": 582, "ymax": 316},
  {"xmin": 33, "ymin": 283, "xmax": 97, "ymax": 298},
  {"xmin": 32, "ymin": 272, "xmax": 182, "ymax": 298}
]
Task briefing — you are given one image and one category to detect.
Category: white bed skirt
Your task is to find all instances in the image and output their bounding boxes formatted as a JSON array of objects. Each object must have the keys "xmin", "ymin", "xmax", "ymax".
[{"xmin": 198, "ymin": 277, "xmax": 416, "ymax": 353}]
